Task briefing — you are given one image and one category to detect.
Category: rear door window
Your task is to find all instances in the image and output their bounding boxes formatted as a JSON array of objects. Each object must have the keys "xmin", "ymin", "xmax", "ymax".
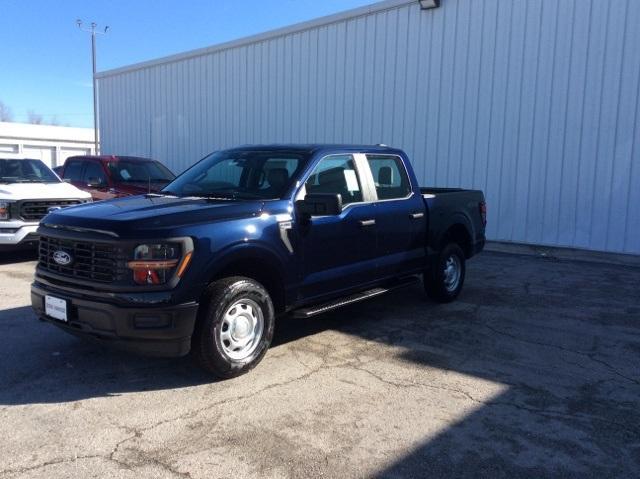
[{"xmin": 366, "ymin": 155, "xmax": 411, "ymax": 200}]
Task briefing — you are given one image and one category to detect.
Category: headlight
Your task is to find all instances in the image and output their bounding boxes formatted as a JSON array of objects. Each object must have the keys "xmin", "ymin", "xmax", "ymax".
[
  {"xmin": 127, "ymin": 242, "xmax": 193, "ymax": 285},
  {"xmin": 0, "ymin": 201, "xmax": 11, "ymax": 221}
]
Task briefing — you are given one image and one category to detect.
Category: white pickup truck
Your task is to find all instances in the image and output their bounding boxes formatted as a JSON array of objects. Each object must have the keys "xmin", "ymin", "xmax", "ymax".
[{"xmin": 0, "ymin": 158, "xmax": 91, "ymax": 251}]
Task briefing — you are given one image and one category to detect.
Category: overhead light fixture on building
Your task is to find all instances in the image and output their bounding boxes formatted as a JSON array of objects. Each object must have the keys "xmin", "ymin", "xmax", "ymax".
[{"xmin": 418, "ymin": 0, "xmax": 440, "ymax": 9}]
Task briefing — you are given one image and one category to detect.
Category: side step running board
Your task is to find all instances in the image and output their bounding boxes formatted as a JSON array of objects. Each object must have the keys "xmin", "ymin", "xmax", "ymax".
[{"xmin": 292, "ymin": 276, "xmax": 420, "ymax": 319}]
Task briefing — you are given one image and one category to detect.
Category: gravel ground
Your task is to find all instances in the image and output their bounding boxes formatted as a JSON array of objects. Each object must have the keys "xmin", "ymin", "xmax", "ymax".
[{"xmin": 0, "ymin": 249, "xmax": 639, "ymax": 478}]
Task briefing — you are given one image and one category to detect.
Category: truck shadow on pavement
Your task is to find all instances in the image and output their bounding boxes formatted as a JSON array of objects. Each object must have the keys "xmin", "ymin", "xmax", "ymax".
[
  {"xmin": 0, "ymin": 250, "xmax": 38, "ymax": 265},
  {"xmin": 1, "ymin": 252, "xmax": 639, "ymax": 476},
  {"xmin": 0, "ymin": 304, "xmax": 344, "ymax": 406}
]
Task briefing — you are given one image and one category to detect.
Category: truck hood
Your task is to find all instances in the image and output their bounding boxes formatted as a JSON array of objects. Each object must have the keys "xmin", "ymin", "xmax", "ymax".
[
  {"xmin": 0, "ymin": 182, "xmax": 91, "ymax": 201},
  {"xmin": 43, "ymin": 194, "xmax": 264, "ymax": 237}
]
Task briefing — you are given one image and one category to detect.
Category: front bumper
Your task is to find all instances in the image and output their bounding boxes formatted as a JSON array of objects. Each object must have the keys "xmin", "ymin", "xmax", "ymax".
[
  {"xmin": 31, "ymin": 281, "xmax": 199, "ymax": 357},
  {"xmin": 0, "ymin": 222, "xmax": 39, "ymax": 248}
]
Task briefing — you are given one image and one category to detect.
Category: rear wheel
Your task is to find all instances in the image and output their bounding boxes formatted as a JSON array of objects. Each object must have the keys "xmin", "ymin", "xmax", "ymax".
[
  {"xmin": 424, "ymin": 243, "xmax": 466, "ymax": 303},
  {"xmin": 192, "ymin": 276, "xmax": 275, "ymax": 378}
]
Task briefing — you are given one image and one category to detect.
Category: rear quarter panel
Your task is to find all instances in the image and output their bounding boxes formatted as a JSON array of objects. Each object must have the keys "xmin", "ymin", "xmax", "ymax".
[{"xmin": 423, "ymin": 190, "xmax": 486, "ymax": 255}]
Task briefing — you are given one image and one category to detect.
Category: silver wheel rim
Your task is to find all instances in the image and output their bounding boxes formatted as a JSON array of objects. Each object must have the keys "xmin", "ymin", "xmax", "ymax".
[
  {"xmin": 443, "ymin": 255, "xmax": 461, "ymax": 292},
  {"xmin": 219, "ymin": 299, "xmax": 264, "ymax": 361}
]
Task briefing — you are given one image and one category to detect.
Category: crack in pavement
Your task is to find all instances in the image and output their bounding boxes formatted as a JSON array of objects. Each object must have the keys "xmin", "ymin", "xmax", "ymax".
[
  {"xmin": 0, "ymin": 366, "xmax": 324, "ymax": 477},
  {"xmin": 2, "ymin": 435, "xmax": 194, "ymax": 479},
  {"xmin": 1, "ymin": 454, "xmax": 106, "ymax": 477},
  {"xmin": 482, "ymin": 323, "xmax": 640, "ymax": 387},
  {"xmin": 1, "ymin": 337, "xmax": 390, "ymax": 477},
  {"xmin": 346, "ymin": 363, "xmax": 640, "ymax": 439}
]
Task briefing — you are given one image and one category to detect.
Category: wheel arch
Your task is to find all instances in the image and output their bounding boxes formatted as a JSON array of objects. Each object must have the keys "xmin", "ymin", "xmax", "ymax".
[
  {"xmin": 203, "ymin": 244, "xmax": 288, "ymax": 315},
  {"xmin": 439, "ymin": 221, "xmax": 474, "ymax": 258}
]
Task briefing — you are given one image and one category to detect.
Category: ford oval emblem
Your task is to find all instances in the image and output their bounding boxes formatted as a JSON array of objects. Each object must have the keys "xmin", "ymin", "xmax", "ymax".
[{"xmin": 52, "ymin": 250, "xmax": 72, "ymax": 266}]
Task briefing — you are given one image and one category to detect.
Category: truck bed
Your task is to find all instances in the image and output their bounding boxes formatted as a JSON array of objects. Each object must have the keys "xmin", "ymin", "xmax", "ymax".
[
  {"xmin": 420, "ymin": 187, "xmax": 466, "ymax": 195},
  {"xmin": 420, "ymin": 187, "xmax": 486, "ymax": 257}
]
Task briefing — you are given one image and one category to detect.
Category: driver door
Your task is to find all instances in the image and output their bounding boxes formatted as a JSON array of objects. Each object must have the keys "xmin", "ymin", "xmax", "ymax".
[{"xmin": 296, "ymin": 154, "xmax": 378, "ymax": 301}]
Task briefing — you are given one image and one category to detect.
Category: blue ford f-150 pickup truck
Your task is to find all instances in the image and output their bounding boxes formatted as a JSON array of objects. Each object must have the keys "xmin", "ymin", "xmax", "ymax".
[{"xmin": 31, "ymin": 145, "xmax": 486, "ymax": 378}]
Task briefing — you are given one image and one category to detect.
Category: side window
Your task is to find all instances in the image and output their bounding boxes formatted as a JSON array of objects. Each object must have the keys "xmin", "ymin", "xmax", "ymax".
[
  {"xmin": 63, "ymin": 160, "xmax": 83, "ymax": 181},
  {"xmin": 304, "ymin": 155, "xmax": 363, "ymax": 206},
  {"xmin": 366, "ymin": 155, "xmax": 411, "ymax": 200},
  {"xmin": 82, "ymin": 161, "xmax": 107, "ymax": 185}
]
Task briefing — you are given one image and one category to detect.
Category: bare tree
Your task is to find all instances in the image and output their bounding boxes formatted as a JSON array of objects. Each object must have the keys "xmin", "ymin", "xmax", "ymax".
[
  {"xmin": 0, "ymin": 101, "xmax": 13, "ymax": 122},
  {"xmin": 27, "ymin": 110, "xmax": 43, "ymax": 125},
  {"xmin": 49, "ymin": 115, "xmax": 61, "ymax": 126}
]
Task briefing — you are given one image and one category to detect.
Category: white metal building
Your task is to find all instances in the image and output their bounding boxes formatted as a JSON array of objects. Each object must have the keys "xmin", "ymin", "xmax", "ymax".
[
  {"xmin": 0, "ymin": 122, "xmax": 95, "ymax": 168},
  {"xmin": 96, "ymin": 0, "xmax": 640, "ymax": 255}
]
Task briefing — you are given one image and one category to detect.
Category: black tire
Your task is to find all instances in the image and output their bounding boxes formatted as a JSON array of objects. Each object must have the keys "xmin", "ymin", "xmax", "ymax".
[
  {"xmin": 192, "ymin": 276, "xmax": 275, "ymax": 378},
  {"xmin": 424, "ymin": 243, "xmax": 466, "ymax": 303}
]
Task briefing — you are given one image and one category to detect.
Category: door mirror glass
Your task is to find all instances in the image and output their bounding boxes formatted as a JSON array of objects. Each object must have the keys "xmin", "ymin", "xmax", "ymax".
[{"xmin": 296, "ymin": 193, "xmax": 342, "ymax": 217}]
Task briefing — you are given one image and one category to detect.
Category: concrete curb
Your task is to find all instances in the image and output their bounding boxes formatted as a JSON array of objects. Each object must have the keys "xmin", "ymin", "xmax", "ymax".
[{"xmin": 484, "ymin": 241, "xmax": 640, "ymax": 268}]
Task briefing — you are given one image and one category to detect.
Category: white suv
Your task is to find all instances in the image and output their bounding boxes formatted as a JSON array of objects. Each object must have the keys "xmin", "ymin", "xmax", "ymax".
[{"xmin": 0, "ymin": 158, "xmax": 92, "ymax": 250}]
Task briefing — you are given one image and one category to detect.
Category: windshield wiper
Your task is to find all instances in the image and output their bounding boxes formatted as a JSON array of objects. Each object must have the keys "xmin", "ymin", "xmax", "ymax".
[
  {"xmin": 196, "ymin": 193, "xmax": 238, "ymax": 200},
  {"xmin": 159, "ymin": 190, "xmax": 181, "ymax": 197},
  {"xmin": 206, "ymin": 190, "xmax": 267, "ymax": 200},
  {"xmin": 232, "ymin": 192, "xmax": 265, "ymax": 199}
]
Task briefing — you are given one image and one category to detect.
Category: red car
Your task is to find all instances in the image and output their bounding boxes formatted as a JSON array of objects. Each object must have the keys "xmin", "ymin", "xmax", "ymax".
[{"xmin": 57, "ymin": 155, "xmax": 176, "ymax": 201}]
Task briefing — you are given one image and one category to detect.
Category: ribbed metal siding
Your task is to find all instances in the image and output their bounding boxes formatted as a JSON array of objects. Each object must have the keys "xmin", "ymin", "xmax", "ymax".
[{"xmin": 98, "ymin": 0, "xmax": 640, "ymax": 255}]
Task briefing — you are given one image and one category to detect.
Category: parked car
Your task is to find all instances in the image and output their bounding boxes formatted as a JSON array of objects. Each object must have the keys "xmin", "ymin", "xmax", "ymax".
[
  {"xmin": 31, "ymin": 145, "xmax": 486, "ymax": 377},
  {"xmin": 56, "ymin": 155, "xmax": 175, "ymax": 200},
  {"xmin": 0, "ymin": 158, "xmax": 91, "ymax": 251}
]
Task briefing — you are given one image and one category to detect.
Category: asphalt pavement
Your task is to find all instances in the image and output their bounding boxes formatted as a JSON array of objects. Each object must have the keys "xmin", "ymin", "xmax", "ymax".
[{"xmin": 1, "ymin": 249, "xmax": 639, "ymax": 478}]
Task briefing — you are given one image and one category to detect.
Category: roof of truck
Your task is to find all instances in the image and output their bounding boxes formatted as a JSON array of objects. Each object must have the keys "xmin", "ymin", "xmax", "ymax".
[
  {"xmin": 227, "ymin": 144, "xmax": 400, "ymax": 154},
  {"xmin": 65, "ymin": 155, "xmax": 156, "ymax": 163}
]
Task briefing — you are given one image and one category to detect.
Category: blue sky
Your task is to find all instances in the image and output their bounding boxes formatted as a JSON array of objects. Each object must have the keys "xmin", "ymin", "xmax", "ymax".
[{"xmin": 0, "ymin": 0, "xmax": 375, "ymax": 128}]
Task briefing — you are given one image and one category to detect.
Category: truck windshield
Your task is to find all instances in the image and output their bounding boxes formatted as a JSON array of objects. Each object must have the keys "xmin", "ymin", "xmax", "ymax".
[
  {"xmin": 107, "ymin": 160, "xmax": 175, "ymax": 183},
  {"xmin": 0, "ymin": 159, "xmax": 60, "ymax": 184},
  {"xmin": 163, "ymin": 150, "xmax": 306, "ymax": 200}
]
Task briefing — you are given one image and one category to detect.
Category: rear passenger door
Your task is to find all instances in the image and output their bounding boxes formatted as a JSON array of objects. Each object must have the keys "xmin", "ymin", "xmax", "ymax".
[{"xmin": 366, "ymin": 154, "xmax": 426, "ymax": 278}]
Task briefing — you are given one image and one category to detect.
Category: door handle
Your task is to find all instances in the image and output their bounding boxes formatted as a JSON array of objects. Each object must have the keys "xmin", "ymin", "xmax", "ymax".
[
  {"xmin": 358, "ymin": 219, "xmax": 376, "ymax": 227},
  {"xmin": 410, "ymin": 212, "xmax": 425, "ymax": 219}
]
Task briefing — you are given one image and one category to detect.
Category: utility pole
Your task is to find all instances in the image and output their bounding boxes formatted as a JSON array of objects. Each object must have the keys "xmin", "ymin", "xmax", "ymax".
[{"xmin": 77, "ymin": 20, "xmax": 109, "ymax": 155}]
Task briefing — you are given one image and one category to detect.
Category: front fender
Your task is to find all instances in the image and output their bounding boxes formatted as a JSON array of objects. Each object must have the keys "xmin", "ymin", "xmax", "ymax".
[{"xmin": 201, "ymin": 240, "xmax": 288, "ymax": 281}]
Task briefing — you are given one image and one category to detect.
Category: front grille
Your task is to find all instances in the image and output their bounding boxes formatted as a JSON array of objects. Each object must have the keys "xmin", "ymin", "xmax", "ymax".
[
  {"xmin": 39, "ymin": 235, "xmax": 127, "ymax": 283},
  {"xmin": 19, "ymin": 200, "xmax": 83, "ymax": 221}
]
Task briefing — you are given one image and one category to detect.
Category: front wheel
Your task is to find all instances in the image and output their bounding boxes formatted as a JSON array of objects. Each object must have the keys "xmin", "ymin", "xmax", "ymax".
[
  {"xmin": 424, "ymin": 243, "xmax": 466, "ymax": 303},
  {"xmin": 192, "ymin": 276, "xmax": 275, "ymax": 378}
]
